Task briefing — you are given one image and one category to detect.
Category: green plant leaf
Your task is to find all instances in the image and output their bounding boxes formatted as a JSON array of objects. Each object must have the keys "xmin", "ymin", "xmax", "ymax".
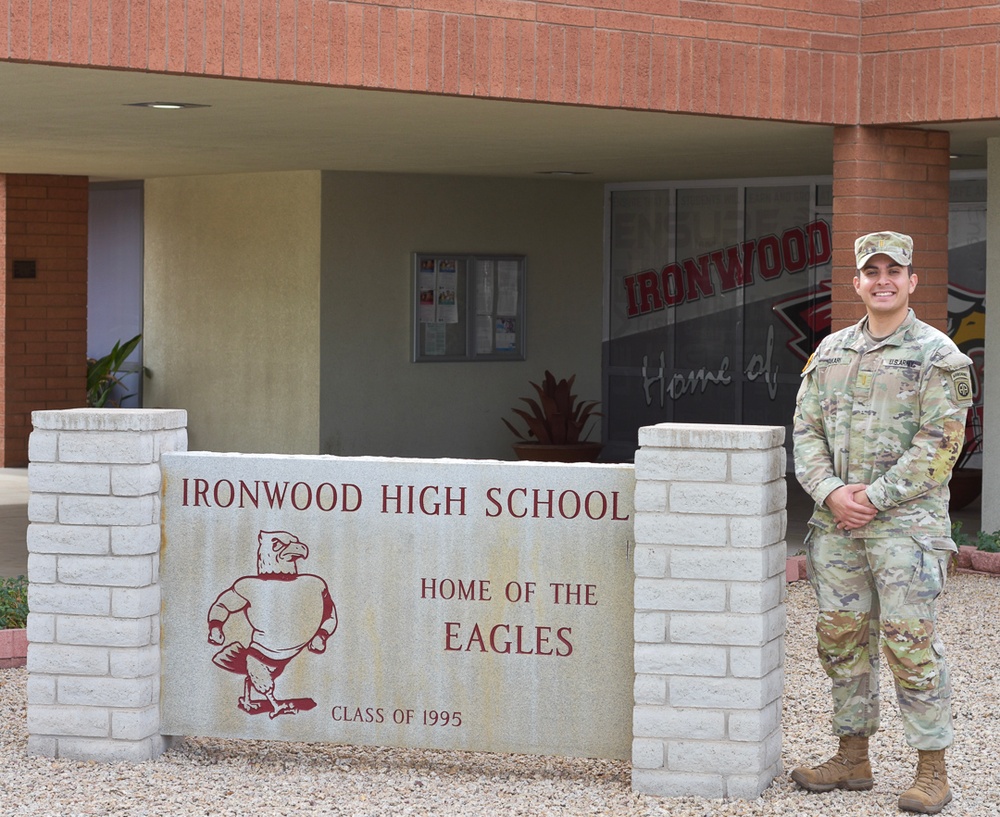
[
  {"xmin": 976, "ymin": 530, "xmax": 1000, "ymax": 553},
  {"xmin": 0, "ymin": 575, "xmax": 28, "ymax": 629},
  {"xmin": 87, "ymin": 334, "xmax": 143, "ymax": 408},
  {"xmin": 951, "ymin": 520, "xmax": 972, "ymax": 548}
]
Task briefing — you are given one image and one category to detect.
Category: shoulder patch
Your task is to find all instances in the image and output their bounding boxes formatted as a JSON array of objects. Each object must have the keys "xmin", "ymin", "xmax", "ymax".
[
  {"xmin": 800, "ymin": 352, "xmax": 819, "ymax": 377},
  {"xmin": 933, "ymin": 348, "xmax": 974, "ymax": 371},
  {"xmin": 930, "ymin": 350, "xmax": 974, "ymax": 406},
  {"xmin": 949, "ymin": 368, "xmax": 973, "ymax": 403}
]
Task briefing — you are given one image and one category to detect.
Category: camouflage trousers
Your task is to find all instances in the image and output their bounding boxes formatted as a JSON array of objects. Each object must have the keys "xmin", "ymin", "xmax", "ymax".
[{"xmin": 806, "ymin": 528, "xmax": 954, "ymax": 751}]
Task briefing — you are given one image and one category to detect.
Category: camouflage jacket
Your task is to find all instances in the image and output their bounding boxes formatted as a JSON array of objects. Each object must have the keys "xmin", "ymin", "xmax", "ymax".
[{"xmin": 793, "ymin": 309, "xmax": 973, "ymax": 537}]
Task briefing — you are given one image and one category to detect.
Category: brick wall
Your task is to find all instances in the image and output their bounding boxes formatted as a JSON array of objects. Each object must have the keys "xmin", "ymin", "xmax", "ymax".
[
  {"xmin": 3, "ymin": 2, "xmax": 997, "ymax": 128},
  {"xmin": 861, "ymin": 0, "xmax": 1000, "ymax": 123},
  {"xmin": 0, "ymin": 175, "xmax": 89, "ymax": 467},
  {"xmin": 830, "ymin": 126, "xmax": 951, "ymax": 332},
  {"xmin": 0, "ymin": 0, "xmax": 862, "ymax": 124}
]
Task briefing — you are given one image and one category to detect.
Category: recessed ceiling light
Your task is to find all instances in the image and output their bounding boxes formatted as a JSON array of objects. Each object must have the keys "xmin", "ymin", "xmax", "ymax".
[
  {"xmin": 126, "ymin": 102, "xmax": 210, "ymax": 110},
  {"xmin": 536, "ymin": 170, "xmax": 592, "ymax": 176}
]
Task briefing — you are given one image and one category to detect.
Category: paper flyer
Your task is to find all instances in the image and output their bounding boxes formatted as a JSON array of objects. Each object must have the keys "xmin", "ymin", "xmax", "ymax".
[
  {"xmin": 497, "ymin": 260, "xmax": 519, "ymax": 315},
  {"xmin": 418, "ymin": 258, "xmax": 436, "ymax": 323},
  {"xmin": 424, "ymin": 322, "xmax": 446, "ymax": 355},
  {"xmin": 495, "ymin": 317, "xmax": 516, "ymax": 352},
  {"xmin": 437, "ymin": 260, "xmax": 458, "ymax": 324}
]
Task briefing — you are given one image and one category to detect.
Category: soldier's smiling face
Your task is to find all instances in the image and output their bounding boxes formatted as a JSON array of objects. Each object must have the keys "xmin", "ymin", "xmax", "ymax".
[{"xmin": 854, "ymin": 253, "xmax": 917, "ymax": 320}]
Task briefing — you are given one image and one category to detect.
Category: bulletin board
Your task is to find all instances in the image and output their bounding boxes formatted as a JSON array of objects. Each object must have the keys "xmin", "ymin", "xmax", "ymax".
[{"xmin": 412, "ymin": 253, "xmax": 526, "ymax": 362}]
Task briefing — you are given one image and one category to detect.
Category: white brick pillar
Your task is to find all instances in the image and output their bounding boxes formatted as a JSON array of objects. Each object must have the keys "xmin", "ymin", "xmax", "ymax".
[
  {"xmin": 631, "ymin": 423, "xmax": 786, "ymax": 799},
  {"xmin": 26, "ymin": 409, "xmax": 187, "ymax": 762}
]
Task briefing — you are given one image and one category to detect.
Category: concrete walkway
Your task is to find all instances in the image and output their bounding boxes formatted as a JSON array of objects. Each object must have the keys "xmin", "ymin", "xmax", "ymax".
[{"xmin": 0, "ymin": 468, "xmax": 28, "ymax": 579}]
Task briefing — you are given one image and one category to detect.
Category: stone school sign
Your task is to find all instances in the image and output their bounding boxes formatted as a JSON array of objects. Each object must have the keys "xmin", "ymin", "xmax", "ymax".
[
  {"xmin": 160, "ymin": 453, "xmax": 636, "ymax": 759},
  {"xmin": 26, "ymin": 409, "xmax": 786, "ymax": 799}
]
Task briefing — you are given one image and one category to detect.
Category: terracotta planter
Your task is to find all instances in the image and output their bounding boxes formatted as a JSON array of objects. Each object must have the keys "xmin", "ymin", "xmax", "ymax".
[
  {"xmin": 0, "ymin": 628, "xmax": 27, "ymax": 669},
  {"xmin": 956, "ymin": 545, "xmax": 978, "ymax": 570},
  {"xmin": 786, "ymin": 555, "xmax": 807, "ymax": 583},
  {"xmin": 512, "ymin": 442, "xmax": 603, "ymax": 463},
  {"xmin": 969, "ymin": 549, "xmax": 1000, "ymax": 574}
]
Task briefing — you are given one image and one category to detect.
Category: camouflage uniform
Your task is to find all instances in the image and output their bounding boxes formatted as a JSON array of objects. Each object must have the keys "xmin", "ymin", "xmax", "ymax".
[{"xmin": 794, "ymin": 308, "xmax": 973, "ymax": 751}]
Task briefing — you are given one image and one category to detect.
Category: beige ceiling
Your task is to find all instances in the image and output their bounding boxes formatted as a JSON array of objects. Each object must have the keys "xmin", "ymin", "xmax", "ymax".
[{"xmin": 0, "ymin": 61, "xmax": 995, "ymax": 183}]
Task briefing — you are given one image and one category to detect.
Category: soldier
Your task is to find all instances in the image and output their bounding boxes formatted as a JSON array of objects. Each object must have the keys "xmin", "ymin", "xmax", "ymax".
[{"xmin": 791, "ymin": 231, "xmax": 973, "ymax": 814}]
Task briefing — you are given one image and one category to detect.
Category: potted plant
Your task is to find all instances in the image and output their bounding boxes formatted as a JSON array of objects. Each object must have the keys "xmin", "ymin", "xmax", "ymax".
[
  {"xmin": 0, "ymin": 574, "xmax": 28, "ymax": 669},
  {"xmin": 87, "ymin": 333, "xmax": 144, "ymax": 408},
  {"xmin": 970, "ymin": 529, "xmax": 1000, "ymax": 574},
  {"xmin": 503, "ymin": 371, "xmax": 603, "ymax": 462}
]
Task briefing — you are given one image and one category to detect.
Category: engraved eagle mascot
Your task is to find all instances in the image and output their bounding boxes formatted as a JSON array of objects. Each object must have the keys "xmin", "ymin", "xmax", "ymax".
[{"xmin": 207, "ymin": 530, "xmax": 338, "ymax": 718}]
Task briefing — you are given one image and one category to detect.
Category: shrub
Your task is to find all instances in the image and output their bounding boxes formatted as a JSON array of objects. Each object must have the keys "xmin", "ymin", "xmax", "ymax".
[
  {"xmin": 0, "ymin": 575, "xmax": 28, "ymax": 630},
  {"xmin": 975, "ymin": 530, "xmax": 1000, "ymax": 554}
]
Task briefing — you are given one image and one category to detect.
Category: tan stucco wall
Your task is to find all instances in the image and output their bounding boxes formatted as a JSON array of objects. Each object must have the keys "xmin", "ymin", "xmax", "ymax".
[
  {"xmin": 144, "ymin": 172, "xmax": 321, "ymax": 453},
  {"xmin": 320, "ymin": 172, "xmax": 605, "ymax": 460}
]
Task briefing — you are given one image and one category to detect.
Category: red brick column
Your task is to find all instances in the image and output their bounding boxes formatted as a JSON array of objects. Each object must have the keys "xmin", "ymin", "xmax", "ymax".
[
  {"xmin": 830, "ymin": 127, "xmax": 950, "ymax": 332},
  {"xmin": 0, "ymin": 175, "xmax": 88, "ymax": 467}
]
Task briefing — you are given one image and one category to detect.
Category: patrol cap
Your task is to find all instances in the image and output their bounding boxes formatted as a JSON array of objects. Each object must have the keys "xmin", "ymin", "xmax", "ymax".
[{"xmin": 855, "ymin": 231, "xmax": 913, "ymax": 269}]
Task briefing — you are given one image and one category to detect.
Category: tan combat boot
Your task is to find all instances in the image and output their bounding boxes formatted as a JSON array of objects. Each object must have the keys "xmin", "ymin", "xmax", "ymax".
[
  {"xmin": 790, "ymin": 735, "xmax": 874, "ymax": 792},
  {"xmin": 898, "ymin": 749, "xmax": 952, "ymax": 814}
]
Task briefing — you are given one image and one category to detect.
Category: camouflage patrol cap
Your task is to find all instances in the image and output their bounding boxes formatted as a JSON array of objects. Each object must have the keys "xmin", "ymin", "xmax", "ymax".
[{"xmin": 855, "ymin": 231, "xmax": 913, "ymax": 269}]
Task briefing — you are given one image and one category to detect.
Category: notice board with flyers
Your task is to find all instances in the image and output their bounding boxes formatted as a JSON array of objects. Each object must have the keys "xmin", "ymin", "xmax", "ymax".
[{"xmin": 412, "ymin": 253, "xmax": 526, "ymax": 362}]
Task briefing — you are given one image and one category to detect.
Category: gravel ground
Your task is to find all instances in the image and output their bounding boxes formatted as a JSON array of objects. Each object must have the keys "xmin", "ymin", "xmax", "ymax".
[{"xmin": 2, "ymin": 573, "xmax": 999, "ymax": 816}]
